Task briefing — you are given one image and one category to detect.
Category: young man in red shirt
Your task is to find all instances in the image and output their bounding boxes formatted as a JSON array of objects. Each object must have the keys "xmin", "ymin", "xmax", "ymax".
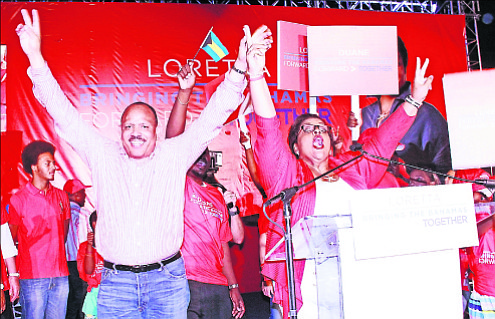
[{"xmin": 8, "ymin": 141, "xmax": 71, "ymax": 319}]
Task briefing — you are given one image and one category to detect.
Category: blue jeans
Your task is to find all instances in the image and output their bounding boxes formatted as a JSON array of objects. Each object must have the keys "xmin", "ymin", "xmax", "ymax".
[
  {"xmin": 19, "ymin": 276, "xmax": 69, "ymax": 319},
  {"xmin": 269, "ymin": 297, "xmax": 283, "ymax": 319},
  {"xmin": 97, "ymin": 257, "xmax": 190, "ymax": 319}
]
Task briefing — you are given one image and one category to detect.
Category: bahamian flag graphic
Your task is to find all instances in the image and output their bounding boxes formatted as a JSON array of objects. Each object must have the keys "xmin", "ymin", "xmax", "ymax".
[{"xmin": 201, "ymin": 31, "xmax": 229, "ymax": 62}]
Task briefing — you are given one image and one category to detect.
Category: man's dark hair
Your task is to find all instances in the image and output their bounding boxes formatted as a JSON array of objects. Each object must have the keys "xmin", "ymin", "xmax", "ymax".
[
  {"xmin": 398, "ymin": 36, "xmax": 408, "ymax": 68},
  {"xmin": 121, "ymin": 102, "xmax": 159, "ymax": 126},
  {"xmin": 21, "ymin": 140, "xmax": 55, "ymax": 175},
  {"xmin": 287, "ymin": 113, "xmax": 333, "ymax": 159}
]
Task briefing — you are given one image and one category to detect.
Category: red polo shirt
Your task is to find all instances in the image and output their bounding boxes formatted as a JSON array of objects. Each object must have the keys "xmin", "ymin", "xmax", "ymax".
[{"xmin": 8, "ymin": 182, "xmax": 70, "ymax": 279}]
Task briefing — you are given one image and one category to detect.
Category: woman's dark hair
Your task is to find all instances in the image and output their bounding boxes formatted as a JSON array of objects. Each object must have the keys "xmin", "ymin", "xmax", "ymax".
[
  {"xmin": 21, "ymin": 140, "xmax": 55, "ymax": 175},
  {"xmin": 287, "ymin": 113, "xmax": 333, "ymax": 159}
]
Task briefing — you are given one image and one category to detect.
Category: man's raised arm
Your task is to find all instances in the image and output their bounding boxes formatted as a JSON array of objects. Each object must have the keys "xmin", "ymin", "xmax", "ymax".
[{"xmin": 16, "ymin": 9, "xmax": 106, "ymax": 168}]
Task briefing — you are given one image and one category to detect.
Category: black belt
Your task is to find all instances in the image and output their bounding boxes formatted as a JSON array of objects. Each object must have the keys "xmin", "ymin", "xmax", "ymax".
[{"xmin": 104, "ymin": 252, "xmax": 181, "ymax": 273}]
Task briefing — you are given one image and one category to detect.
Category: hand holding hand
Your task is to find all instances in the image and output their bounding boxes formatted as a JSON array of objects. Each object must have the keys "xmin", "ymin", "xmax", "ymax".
[
  {"xmin": 236, "ymin": 25, "xmax": 272, "ymax": 72},
  {"xmin": 246, "ymin": 43, "xmax": 268, "ymax": 77},
  {"xmin": 177, "ymin": 62, "xmax": 196, "ymax": 91},
  {"xmin": 411, "ymin": 57, "xmax": 434, "ymax": 104},
  {"xmin": 16, "ymin": 9, "xmax": 44, "ymax": 68},
  {"xmin": 230, "ymin": 287, "xmax": 245, "ymax": 318}
]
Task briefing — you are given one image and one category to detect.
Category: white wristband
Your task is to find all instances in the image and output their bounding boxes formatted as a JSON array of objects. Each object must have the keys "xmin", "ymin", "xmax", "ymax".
[{"xmin": 242, "ymin": 141, "xmax": 252, "ymax": 150}]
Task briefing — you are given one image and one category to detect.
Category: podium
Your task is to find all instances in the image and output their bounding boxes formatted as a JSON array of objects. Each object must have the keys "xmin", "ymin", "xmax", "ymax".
[{"xmin": 265, "ymin": 183, "xmax": 479, "ymax": 319}]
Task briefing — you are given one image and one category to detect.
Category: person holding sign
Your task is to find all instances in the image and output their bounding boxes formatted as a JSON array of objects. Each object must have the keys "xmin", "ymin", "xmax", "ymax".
[
  {"xmin": 348, "ymin": 37, "xmax": 452, "ymax": 179},
  {"xmin": 246, "ymin": 27, "xmax": 435, "ymax": 317}
]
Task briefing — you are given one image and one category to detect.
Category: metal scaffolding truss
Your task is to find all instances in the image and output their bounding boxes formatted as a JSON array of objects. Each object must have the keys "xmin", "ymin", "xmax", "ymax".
[{"xmin": 2, "ymin": 1, "xmax": 482, "ymax": 69}]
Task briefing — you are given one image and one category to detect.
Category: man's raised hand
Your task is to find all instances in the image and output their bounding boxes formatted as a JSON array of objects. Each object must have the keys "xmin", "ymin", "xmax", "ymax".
[
  {"xmin": 411, "ymin": 57, "xmax": 434, "ymax": 104},
  {"xmin": 16, "ymin": 9, "xmax": 44, "ymax": 68}
]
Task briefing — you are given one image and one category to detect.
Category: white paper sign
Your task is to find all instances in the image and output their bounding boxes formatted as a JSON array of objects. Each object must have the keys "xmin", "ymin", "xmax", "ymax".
[
  {"xmin": 307, "ymin": 26, "xmax": 397, "ymax": 96},
  {"xmin": 443, "ymin": 69, "xmax": 495, "ymax": 169},
  {"xmin": 351, "ymin": 183, "xmax": 478, "ymax": 260}
]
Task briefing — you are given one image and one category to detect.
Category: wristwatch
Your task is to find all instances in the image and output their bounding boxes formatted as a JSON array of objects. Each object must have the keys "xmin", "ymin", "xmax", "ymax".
[{"xmin": 229, "ymin": 206, "xmax": 240, "ymax": 217}]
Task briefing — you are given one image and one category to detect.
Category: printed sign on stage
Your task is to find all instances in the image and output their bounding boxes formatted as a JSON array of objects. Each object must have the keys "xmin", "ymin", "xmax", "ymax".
[
  {"xmin": 277, "ymin": 20, "xmax": 309, "ymax": 92},
  {"xmin": 443, "ymin": 69, "xmax": 495, "ymax": 169},
  {"xmin": 351, "ymin": 183, "xmax": 478, "ymax": 260},
  {"xmin": 307, "ymin": 25, "xmax": 398, "ymax": 96}
]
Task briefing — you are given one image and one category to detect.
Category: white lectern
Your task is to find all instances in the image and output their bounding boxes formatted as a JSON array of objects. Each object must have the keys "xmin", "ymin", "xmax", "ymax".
[{"xmin": 266, "ymin": 183, "xmax": 479, "ymax": 319}]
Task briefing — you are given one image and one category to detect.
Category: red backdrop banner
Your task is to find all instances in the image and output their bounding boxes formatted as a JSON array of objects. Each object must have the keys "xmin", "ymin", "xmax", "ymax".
[{"xmin": 1, "ymin": 2, "xmax": 467, "ymax": 293}]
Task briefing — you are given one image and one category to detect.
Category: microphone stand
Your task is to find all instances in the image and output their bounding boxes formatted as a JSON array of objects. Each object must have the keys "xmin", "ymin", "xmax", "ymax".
[{"xmin": 263, "ymin": 153, "xmax": 364, "ymax": 319}]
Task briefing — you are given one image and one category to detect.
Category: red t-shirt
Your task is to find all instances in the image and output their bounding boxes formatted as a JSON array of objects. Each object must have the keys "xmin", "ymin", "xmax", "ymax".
[
  {"xmin": 181, "ymin": 178, "xmax": 232, "ymax": 285},
  {"xmin": 77, "ymin": 241, "xmax": 104, "ymax": 292},
  {"xmin": 8, "ymin": 182, "xmax": 70, "ymax": 279},
  {"xmin": 467, "ymin": 228, "xmax": 495, "ymax": 296}
]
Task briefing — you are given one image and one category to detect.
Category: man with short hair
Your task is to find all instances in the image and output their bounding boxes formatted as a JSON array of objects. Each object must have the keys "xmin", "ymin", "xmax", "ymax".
[
  {"xmin": 16, "ymin": 8, "xmax": 272, "ymax": 318},
  {"xmin": 63, "ymin": 179, "xmax": 91, "ymax": 319},
  {"xmin": 8, "ymin": 140, "xmax": 71, "ymax": 319}
]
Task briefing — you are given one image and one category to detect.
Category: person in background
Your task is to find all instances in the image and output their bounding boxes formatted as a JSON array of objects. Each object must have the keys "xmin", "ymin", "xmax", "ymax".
[
  {"xmin": 8, "ymin": 140, "xmax": 71, "ymax": 319},
  {"xmin": 182, "ymin": 149, "xmax": 245, "ymax": 318},
  {"xmin": 16, "ymin": 9, "xmax": 271, "ymax": 318},
  {"xmin": 348, "ymin": 37, "xmax": 451, "ymax": 178},
  {"xmin": 247, "ymin": 23, "xmax": 434, "ymax": 317},
  {"xmin": 446, "ymin": 168, "xmax": 495, "ymax": 319},
  {"xmin": 77, "ymin": 211, "xmax": 103, "ymax": 319},
  {"xmin": 1, "ymin": 205, "xmax": 20, "ymax": 319},
  {"xmin": 64, "ymin": 179, "xmax": 91, "ymax": 319}
]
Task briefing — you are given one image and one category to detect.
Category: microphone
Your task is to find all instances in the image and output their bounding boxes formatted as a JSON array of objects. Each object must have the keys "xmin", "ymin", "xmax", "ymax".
[
  {"xmin": 474, "ymin": 179, "xmax": 495, "ymax": 189},
  {"xmin": 263, "ymin": 186, "xmax": 300, "ymax": 207},
  {"xmin": 349, "ymin": 142, "xmax": 363, "ymax": 152},
  {"xmin": 227, "ymin": 202, "xmax": 234, "ymax": 209}
]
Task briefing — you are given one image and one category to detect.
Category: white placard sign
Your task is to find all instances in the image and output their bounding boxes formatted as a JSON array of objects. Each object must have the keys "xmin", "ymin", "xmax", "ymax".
[
  {"xmin": 443, "ymin": 69, "xmax": 495, "ymax": 169},
  {"xmin": 307, "ymin": 25, "xmax": 397, "ymax": 96},
  {"xmin": 351, "ymin": 183, "xmax": 478, "ymax": 260}
]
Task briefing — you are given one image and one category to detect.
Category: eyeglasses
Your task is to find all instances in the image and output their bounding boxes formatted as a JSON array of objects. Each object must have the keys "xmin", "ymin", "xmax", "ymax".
[{"xmin": 299, "ymin": 124, "xmax": 331, "ymax": 134}]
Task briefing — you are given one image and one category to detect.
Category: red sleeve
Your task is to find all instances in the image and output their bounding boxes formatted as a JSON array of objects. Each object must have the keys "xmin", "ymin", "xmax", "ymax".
[
  {"xmin": 1, "ymin": 205, "xmax": 8, "ymax": 225},
  {"xmin": 62, "ymin": 191, "xmax": 71, "ymax": 221},
  {"xmin": 254, "ymin": 115, "xmax": 299, "ymax": 198},
  {"xmin": 357, "ymin": 106, "xmax": 415, "ymax": 188},
  {"xmin": 77, "ymin": 241, "xmax": 90, "ymax": 283},
  {"xmin": 7, "ymin": 198, "xmax": 20, "ymax": 226}
]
